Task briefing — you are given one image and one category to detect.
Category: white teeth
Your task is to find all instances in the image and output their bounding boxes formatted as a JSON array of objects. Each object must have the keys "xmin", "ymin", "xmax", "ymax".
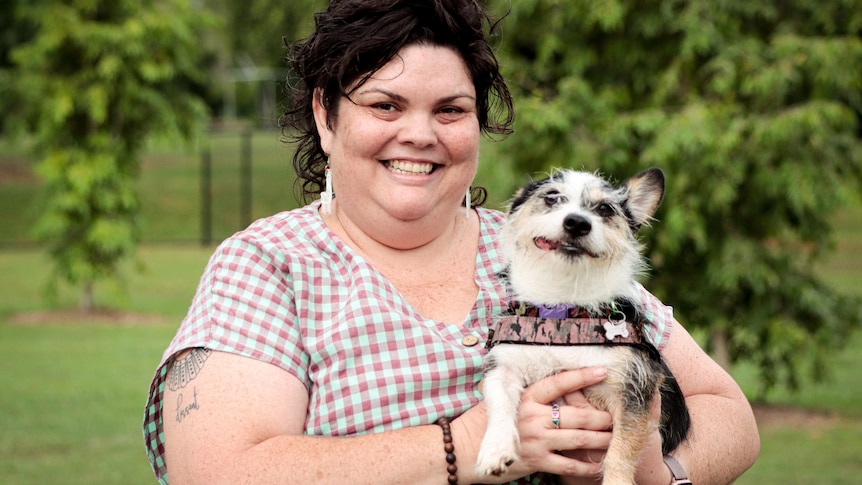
[{"xmin": 386, "ymin": 160, "xmax": 433, "ymax": 174}]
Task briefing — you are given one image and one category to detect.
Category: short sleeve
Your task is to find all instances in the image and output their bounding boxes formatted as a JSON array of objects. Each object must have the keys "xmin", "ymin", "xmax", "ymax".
[
  {"xmin": 196, "ymin": 237, "xmax": 307, "ymax": 381},
  {"xmin": 637, "ymin": 283, "xmax": 674, "ymax": 351}
]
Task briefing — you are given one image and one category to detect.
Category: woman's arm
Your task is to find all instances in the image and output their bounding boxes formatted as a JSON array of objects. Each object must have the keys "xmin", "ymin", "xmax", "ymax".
[
  {"xmin": 163, "ymin": 349, "xmax": 454, "ymax": 484},
  {"xmin": 162, "ymin": 349, "xmax": 614, "ymax": 485},
  {"xmin": 649, "ymin": 320, "xmax": 760, "ymax": 484},
  {"xmin": 557, "ymin": 318, "xmax": 760, "ymax": 485}
]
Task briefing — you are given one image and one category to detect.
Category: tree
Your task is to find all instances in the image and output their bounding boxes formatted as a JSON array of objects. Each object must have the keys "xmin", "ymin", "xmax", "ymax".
[
  {"xmin": 204, "ymin": 0, "xmax": 327, "ymax": 123},
  {"xmin": 6, "ymin": 0, "xmax": 211, "ymax": 310},
  {"xmin": 0, "ymin": 2, "xmax": 40, "ymax": 133},
  {"xmin": 208, "ymin": 0, "xmax": 325, "ymax": 67},
  {"xmin": 487, "ymin": 0, "xmax": 862, "ymax": 396}
]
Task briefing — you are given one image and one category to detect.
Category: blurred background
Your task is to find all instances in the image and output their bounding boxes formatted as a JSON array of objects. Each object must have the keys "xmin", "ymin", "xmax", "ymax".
[{"xmin": 0, "ymin": 0, "xmax": 860, "ymax": 483}]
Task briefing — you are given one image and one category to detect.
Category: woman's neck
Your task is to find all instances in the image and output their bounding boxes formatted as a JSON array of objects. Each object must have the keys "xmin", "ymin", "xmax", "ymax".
[
  {"xmin": 324, "ymin": 199, "xmax": 473, "ymax": 265},
  {"xmin": 321, "ymin": 201, "xmax": 481, "ymax": 324}
]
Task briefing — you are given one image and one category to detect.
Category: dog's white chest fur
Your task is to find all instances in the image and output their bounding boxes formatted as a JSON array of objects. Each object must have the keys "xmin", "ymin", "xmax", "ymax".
[{"xmin": 488, "ymin": 344, "xmax": 632, "ymax": 385}]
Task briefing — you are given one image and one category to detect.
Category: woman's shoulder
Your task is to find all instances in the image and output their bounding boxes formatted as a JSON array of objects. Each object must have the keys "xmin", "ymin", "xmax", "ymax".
[
  {"xmin": 245, "ymin": 203, "xmax": 321, "ymax": 239},
  {"xmin": 477, "ymin": 207, "xmax": 506, "ymax": 230},
  {"xmin": 216, "ymin": 203, "xmax": 330, "ymax": 257}
]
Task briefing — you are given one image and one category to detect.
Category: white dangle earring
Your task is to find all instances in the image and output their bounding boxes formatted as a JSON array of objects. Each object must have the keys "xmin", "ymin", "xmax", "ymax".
[
  {"xmin": 465, "ymin": 187, "xmax": 471, "ymax": 218},
  {"xmin": 320, "ymin": 162, "xmax": 333, "ymax": 215}
]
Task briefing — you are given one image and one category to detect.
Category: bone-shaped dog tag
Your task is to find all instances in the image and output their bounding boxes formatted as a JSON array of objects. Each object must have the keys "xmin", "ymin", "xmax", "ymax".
[{"xmin": 603, "ymin": 320, "xmax": 629, "ymax": 340}]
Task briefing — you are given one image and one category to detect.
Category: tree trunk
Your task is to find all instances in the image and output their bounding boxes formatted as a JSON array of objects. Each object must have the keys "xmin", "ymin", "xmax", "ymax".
[
  {"xmin": 712, "ymin": 328, "xmax": 731, "ymax": 371},
  {"xmin": 80, "ymin": 281, "xmax": 94, "ymax": 313}
]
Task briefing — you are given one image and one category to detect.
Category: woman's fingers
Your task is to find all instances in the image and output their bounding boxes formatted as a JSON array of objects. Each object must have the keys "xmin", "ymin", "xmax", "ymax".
[
  {"xmin": 522, "ymin": 367, "xmax": 607, "ymax": 405},
  {"xmin": 547, "ymin": 428, "xmax": 612, "ymax": 452},
  {"xmin": 520, "ymin": 367, "xmax": 612, "ymax": 431},
  {"xmin": 559, "ymin": 447, "xmax": 608, "ymax": 464},
  {"xmin": 521, "ymin": 398, "xmax": 611, "ymax": 433},
  {"xmin": 543, "ymin": 451, "xmax": 605, "ymax": 480},
  {"xmin": 546, "ymin": 400, "xmax": 613, "ymax": 432}
]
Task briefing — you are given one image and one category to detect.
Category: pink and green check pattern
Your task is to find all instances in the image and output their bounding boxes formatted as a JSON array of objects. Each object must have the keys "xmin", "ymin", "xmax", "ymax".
[{"xmin": 143, "ymin": 202, "xmax": 673, "ymax": 484}]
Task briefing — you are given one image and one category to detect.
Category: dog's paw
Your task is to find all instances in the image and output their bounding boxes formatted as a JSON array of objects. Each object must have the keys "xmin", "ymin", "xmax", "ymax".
[
  {"xmin": 475, "ymin": 441, "xmax": 519, "ymax": 477},
  {"xmin": 475, "ymin": 453, "xmax": 517, "ymax": 477}
]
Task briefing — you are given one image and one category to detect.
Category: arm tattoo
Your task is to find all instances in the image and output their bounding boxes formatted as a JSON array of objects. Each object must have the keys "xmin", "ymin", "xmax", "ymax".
[
  {"xmin": 176, "ymin": 386, "xmax": 200, "ymax": 423},
  {"xmin": 167, "ymin": 347, "xmax": 211, "ymax": 392}
]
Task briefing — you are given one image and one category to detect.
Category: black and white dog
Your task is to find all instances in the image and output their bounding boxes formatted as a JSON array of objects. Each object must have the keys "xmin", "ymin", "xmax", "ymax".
[{"xmin": 476, "ymin": 168, "xmax": 690, "ymax": 484}]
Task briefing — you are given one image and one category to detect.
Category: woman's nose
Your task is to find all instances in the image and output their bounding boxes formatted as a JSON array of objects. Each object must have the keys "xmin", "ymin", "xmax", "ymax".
[{"xmin": 396, "ymin": 112, "xmax": 438, "ymax": 147}]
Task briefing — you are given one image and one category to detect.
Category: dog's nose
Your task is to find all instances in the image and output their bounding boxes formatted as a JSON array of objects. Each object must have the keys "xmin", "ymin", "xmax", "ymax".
[{"xmin": 563, "ymin": 214, "xmax": 591, "ymax": 236}]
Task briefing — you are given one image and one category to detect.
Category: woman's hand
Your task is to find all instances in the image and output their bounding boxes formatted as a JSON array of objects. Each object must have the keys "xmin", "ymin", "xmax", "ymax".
[
  {"xmin": 455, "ymin": 367, "xmax": 614, "ymax": 483},
  {"xmin": 553, "ymin": 389, "xmax": 665, "ymax": 485},
  {"xmin": 519, "ymin": 368, "xmax": 614, "ymax": 481}
]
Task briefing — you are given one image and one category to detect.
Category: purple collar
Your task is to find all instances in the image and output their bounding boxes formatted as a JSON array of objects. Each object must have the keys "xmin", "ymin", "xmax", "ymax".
[{"xmin": 537, "ymin": 304, "xmax": 578, "ymax": 319}]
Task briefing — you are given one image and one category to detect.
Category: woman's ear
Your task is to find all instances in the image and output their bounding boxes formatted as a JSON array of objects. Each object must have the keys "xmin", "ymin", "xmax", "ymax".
[{"xmin": 312, "ymin": 88, "xmax": 333, "ymax": 155}]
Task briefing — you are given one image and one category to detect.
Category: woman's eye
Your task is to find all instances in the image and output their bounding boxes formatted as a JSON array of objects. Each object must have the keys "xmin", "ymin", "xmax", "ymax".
[
  {"xmin": 374, "ymin": 103, "xmax": 397, "ymax": 112},
  {"xmin": 437, "ymin": 106, "xmax": 467, "ymax": 122}
]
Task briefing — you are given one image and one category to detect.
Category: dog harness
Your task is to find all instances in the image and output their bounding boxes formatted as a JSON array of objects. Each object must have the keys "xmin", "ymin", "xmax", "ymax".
[{"xmin": 486, "ymin": 299, "xmax": 662, "ymax": 361}]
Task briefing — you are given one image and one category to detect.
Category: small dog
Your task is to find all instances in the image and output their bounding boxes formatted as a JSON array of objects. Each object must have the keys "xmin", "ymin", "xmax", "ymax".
[{"xmin": 476, "ymin": 168, "xmax": 691, "ymax": 484}]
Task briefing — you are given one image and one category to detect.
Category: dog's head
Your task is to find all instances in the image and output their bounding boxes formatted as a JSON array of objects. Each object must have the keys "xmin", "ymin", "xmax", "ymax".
[{"xmin": 501, "ymin": 168, "xmax": 665, "ymax": 307}]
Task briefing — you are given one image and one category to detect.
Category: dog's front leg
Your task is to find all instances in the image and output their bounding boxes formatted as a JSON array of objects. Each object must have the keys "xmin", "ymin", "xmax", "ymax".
[{"xmin": 475, "ymin": 356, "xmax": 526, "ymax": 477}]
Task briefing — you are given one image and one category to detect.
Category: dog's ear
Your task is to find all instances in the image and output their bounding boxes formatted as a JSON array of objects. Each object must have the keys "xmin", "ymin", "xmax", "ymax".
[{"xmin": 624, "ymin": 168, "xmax": 665, "ymax": 231}]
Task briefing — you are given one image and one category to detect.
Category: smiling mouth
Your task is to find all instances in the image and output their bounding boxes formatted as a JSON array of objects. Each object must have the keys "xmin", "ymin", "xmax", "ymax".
[
  {"xmin": 534, "ymin": 237, "xmax": 592, "ymax": 257},
  {"xmin": 385, "ymin": 160, "xmax": 436, "ymax": 175}
]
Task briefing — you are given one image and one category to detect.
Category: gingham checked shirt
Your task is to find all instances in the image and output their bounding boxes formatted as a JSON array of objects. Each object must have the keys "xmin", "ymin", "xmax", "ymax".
[{"xmin": 143, "ymin": 202, "xmax": 674, "ymax": 484}]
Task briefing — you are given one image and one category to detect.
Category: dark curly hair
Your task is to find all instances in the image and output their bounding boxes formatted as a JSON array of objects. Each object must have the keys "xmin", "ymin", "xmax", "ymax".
[{"xmin": 279, "ymin": 0, "xmax": 514, "ymax": 205}]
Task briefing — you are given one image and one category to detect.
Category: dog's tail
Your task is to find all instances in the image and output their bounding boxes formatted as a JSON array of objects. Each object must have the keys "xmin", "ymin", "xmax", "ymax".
[{"xmin": 658, "ymin": 360, "xmax": 691, "ymax": 454}]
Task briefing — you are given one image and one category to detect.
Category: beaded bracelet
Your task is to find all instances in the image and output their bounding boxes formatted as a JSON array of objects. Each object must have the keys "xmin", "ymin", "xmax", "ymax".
[{"xmin": 436, "ymin": 417, "xmax": 458, "ymax": 485}]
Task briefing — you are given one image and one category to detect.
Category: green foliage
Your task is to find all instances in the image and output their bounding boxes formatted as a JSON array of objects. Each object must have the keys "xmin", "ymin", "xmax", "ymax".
[
  {"xmin": 5, "ymin": 0, "xmax": 212, "ymax": 307},
  {"xmin": 204, "ymin": 0, "xmax": 327, "ymax": 120},
  {"xmin": 207, "ymin": 0, "xmax": 326, "ymax": 67},
  {"xmin": 488, "ymin": 0, "xmax": 862, "ymax": 394}
]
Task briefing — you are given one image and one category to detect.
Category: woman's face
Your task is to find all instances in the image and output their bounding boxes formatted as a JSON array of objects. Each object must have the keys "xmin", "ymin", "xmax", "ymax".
[{"xmin": 314, "ymin": 44, "xmax": 480, "ymax": 238}]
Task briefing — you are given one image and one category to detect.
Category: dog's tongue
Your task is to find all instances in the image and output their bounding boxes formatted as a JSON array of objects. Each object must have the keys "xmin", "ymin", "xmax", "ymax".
[{"xmin": 534, "ymin": 237, "xmax": 560, "ymax": 251}]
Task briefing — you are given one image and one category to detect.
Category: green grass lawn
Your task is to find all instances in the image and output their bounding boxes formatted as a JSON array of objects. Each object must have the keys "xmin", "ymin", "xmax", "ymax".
[
  {"xmin": 732, "ymin": 332, "xmax": 862, "ymax": 484},
  {"xmin": 1, "ymin": 132, "xmax": 861, "ymax": 483},
  {"xmin": 742, "ymin": 419, "xmax": 862, "ymax": 484},
  {"xmin": 0, "ymin": 246, "xmax": 211, "ymax": 485},
  {"xmin": 0, "ymin": 322, "xmax": 178, "ymax": 485}
]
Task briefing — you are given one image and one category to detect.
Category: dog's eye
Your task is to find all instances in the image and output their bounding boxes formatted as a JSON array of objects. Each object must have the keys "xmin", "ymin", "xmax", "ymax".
[
  {"xmin": 543, "ymin": 192, "xmax": 567, "ymax": 206},
  {"xmin": 545, "ymin": 194, "xmax": 566, "ymax": 207},
  {"xmin": 595, "ymin": 202, "xmax": 616, "ymax": 218}
]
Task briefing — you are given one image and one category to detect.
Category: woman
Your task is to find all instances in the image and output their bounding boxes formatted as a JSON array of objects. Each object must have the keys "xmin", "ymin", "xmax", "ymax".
[{"xmin": 143, "ymin": 1, "xmax": 759, "ymax": 483}]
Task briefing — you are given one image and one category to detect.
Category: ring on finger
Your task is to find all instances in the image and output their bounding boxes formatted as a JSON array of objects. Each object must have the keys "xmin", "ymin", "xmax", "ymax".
[{"xmin": 551, "ymin": 403, "xmax": 561, "ymax": 429}]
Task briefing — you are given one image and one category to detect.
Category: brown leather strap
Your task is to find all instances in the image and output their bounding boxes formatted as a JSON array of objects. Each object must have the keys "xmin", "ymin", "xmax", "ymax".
[{"xmin": 663, "ymin": 455, "xmax": 693, "ymax": 484}]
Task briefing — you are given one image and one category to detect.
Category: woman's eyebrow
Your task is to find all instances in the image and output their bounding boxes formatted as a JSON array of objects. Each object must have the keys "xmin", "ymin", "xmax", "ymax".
[{"xmin": 356, "ymin": 87, "xmax": 476, "ymax": 104}]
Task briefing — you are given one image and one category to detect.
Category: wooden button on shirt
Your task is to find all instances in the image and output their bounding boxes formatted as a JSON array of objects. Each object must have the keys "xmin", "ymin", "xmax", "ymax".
[{"xmin": 461, "ymin": 335, "xmax": 479, "ymax": 347}]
